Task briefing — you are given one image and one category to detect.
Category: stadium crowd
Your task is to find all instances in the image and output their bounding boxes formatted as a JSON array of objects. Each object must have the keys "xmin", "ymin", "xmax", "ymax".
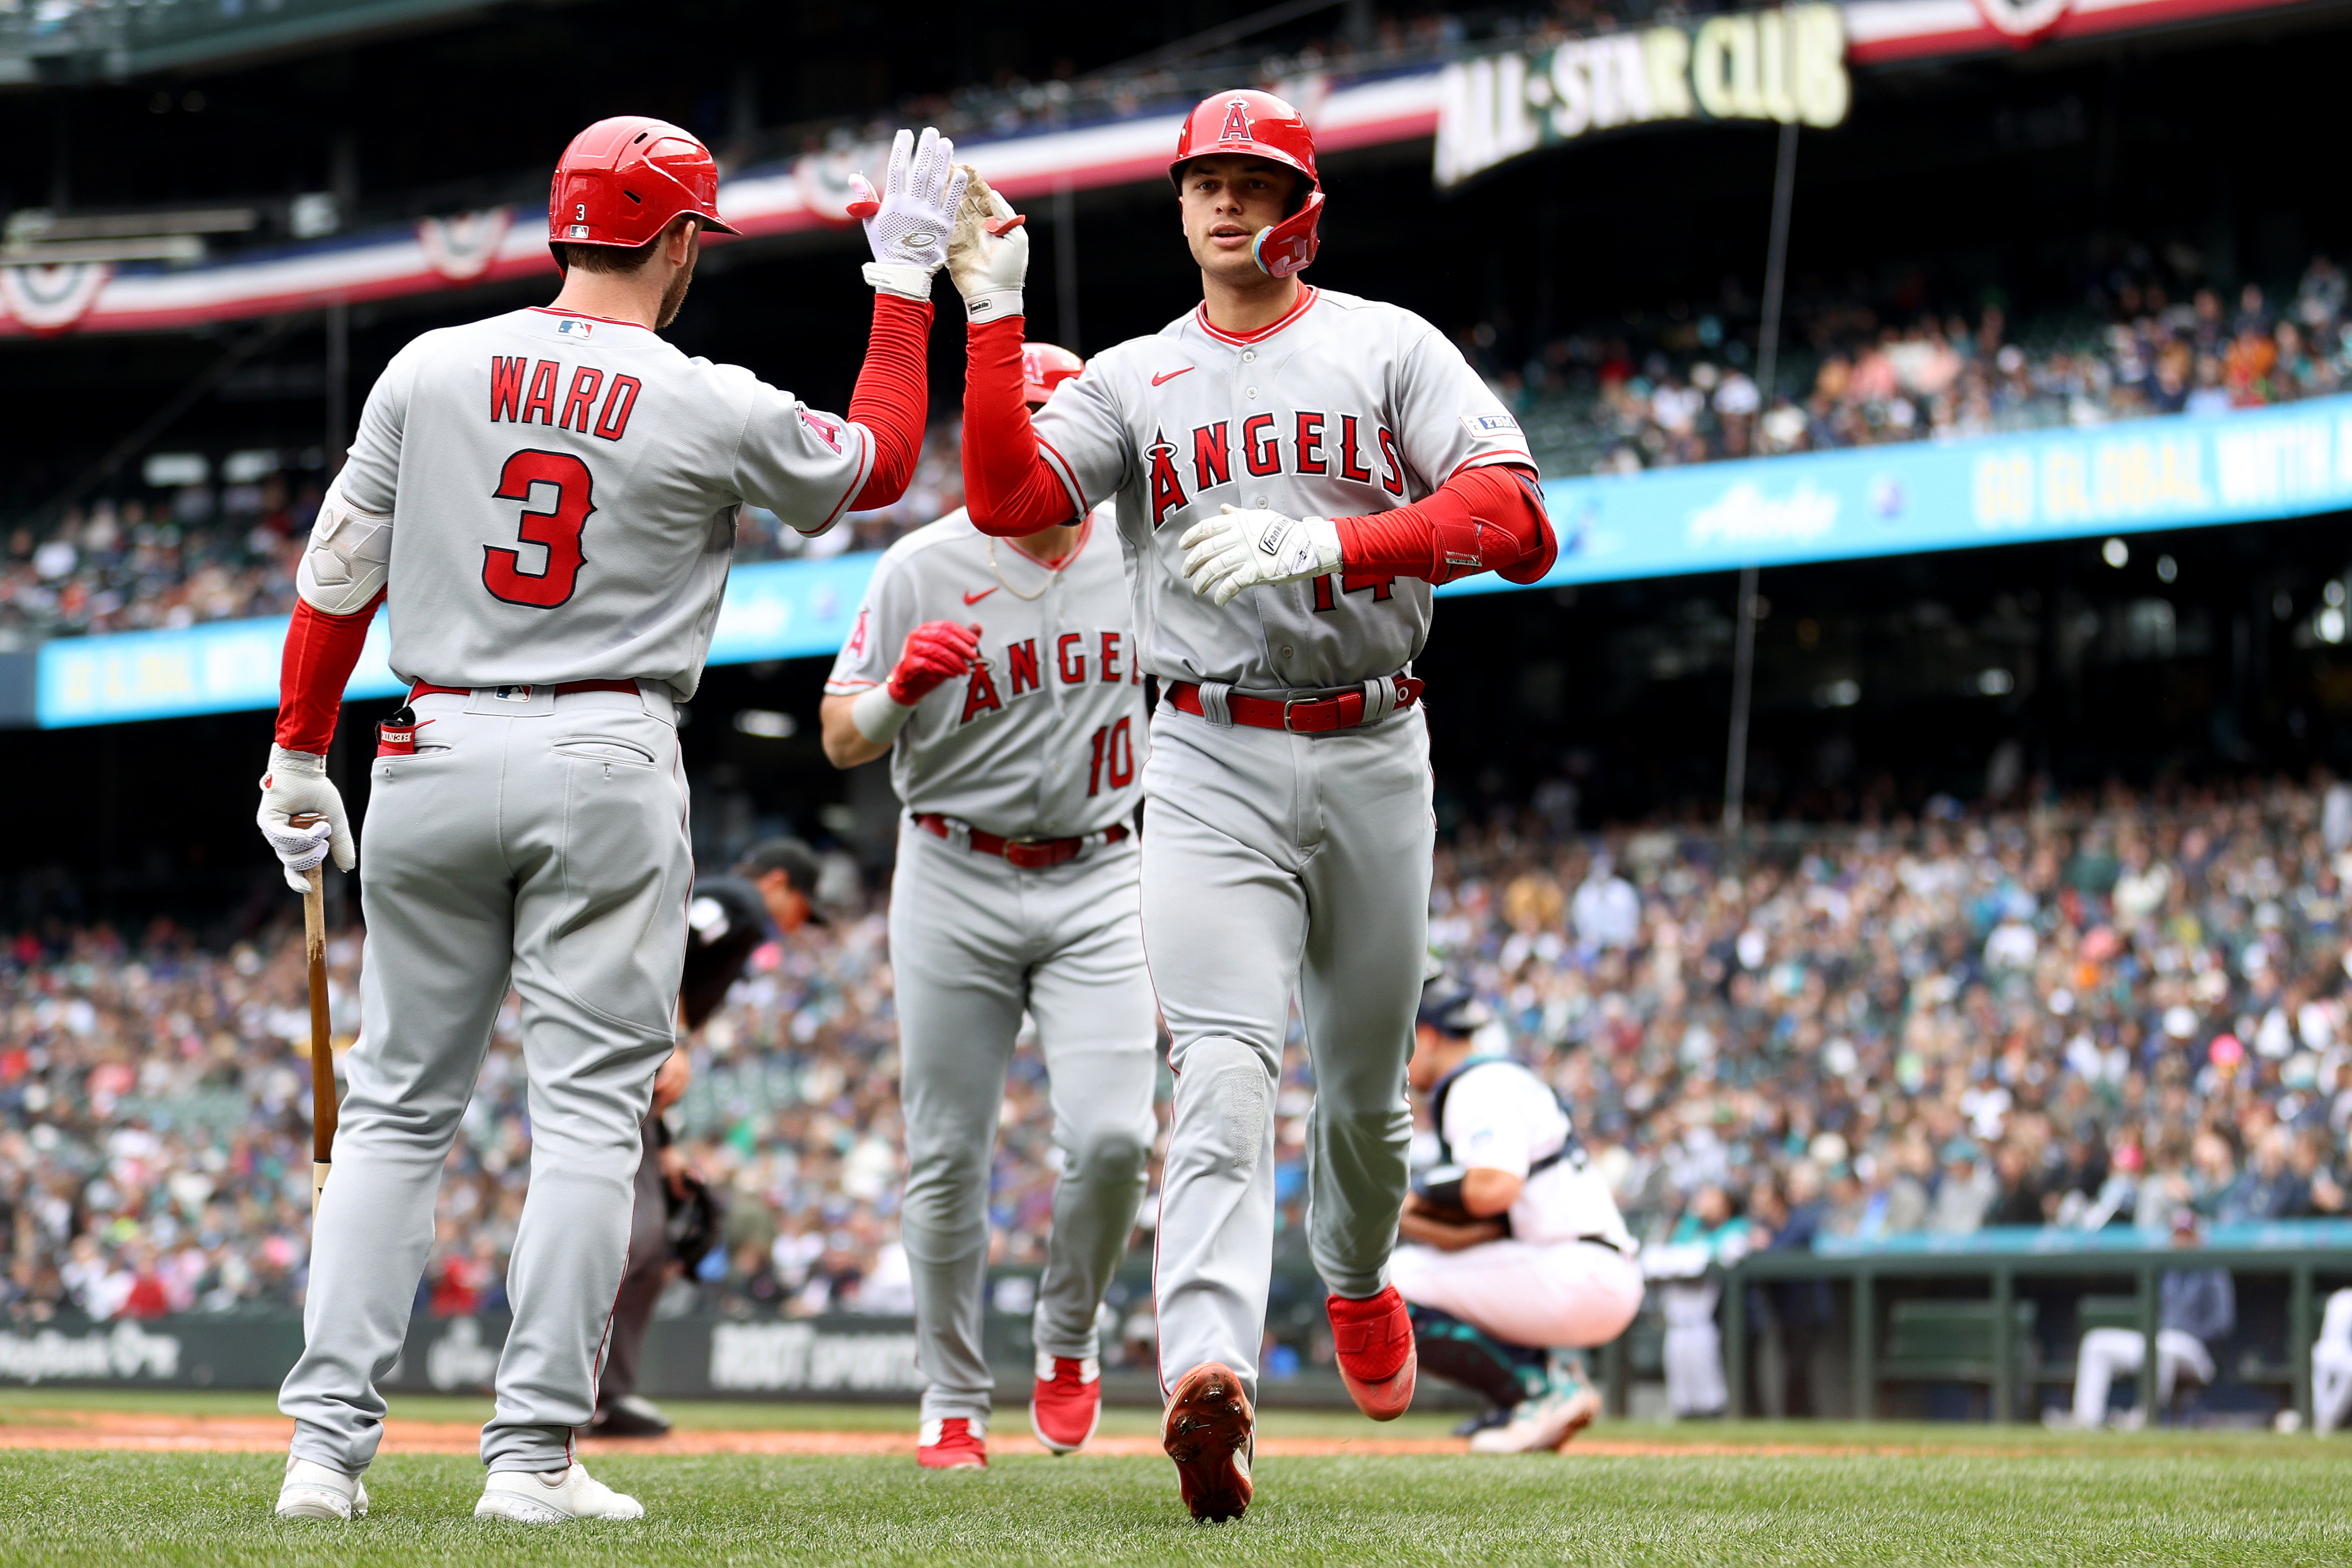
[
  {"xmin": 5, "ymin": 778, "xmax": 2350, "ymax": 1345},
  {"xmin": 15, "ymin": 249, "xmax": 2352, "ymax": 646},
  {"xmin": 1493, "ymin": 256, "xmax": 2352, "ymax": 475}
]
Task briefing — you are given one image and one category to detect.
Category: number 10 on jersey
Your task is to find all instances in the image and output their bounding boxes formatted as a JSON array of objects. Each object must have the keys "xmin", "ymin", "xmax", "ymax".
[{"xmin": 1087, "ymin": 718, "xmax": 1135, "ymax": 797}]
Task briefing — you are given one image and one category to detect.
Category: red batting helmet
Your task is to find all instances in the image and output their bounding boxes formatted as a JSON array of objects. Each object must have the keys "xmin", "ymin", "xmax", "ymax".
[
  {"xmin": 1021, "ymin": 342, "xmax": 1084, "ymax": 406},
  {"xmin": 549, "ymin": 116, "xmax": 740, "ymax": 256},
  {"xmin": 1168, "ymin": 88, "xmax": 1322, "ymax": 279}
]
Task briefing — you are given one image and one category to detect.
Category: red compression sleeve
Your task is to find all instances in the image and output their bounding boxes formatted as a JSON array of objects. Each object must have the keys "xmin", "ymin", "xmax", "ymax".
[
  {"xmin": 961, "ymin": 314, "xmax": 1080, "ymax": 536},
  {"xmin": 1332, "ymin": 464, "xmax": 1556, "ymax": 586},
  {"xmin": 274, "ymin": 592, "xmax": 384, "ymax": 754},
  {"xmin": 845, "ymin": 293, "xmax": 934, "ymax": 510}
]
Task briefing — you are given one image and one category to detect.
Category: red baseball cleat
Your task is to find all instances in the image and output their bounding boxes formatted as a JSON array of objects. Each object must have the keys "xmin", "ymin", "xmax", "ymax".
[
  {"xmin": 1326, "ymin": 1285, "xmax": 1417, "ymax": 1420},
  {"xmin": 916, "ymin": 1415, "xmax": 988, "ymax": 1469},
  {"xmin": 1161, "ymin": 1361, "xmax": 1254, "ymax": 1523},
  {"xmin": 1031, "ymin": 1352, "xmax": 1102, "ymax": 1454}
]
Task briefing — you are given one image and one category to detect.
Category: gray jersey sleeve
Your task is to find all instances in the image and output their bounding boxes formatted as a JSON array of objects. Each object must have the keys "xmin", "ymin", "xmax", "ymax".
[
  {"xmin": 1388, "ymin": 320, "xmax": 1537, "ymax": 498},
  {"xmin": 334, "ymin": 337, "xmax": 429, "ymax": 516},
  {"xmin": 730, "ymin": 376, "xmax": 876, "ymax": 536},
  {"xmin": 1028, "ymin": 363, "xmax": 1137, "ymax": 515},
  {"xmin": 823, "ymin": 548, "xmax": 915, "ymax": 694}
]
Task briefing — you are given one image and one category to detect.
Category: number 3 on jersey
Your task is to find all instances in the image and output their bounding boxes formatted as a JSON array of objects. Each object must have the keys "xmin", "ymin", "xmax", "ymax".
[{"xmin": 483, "ymin": 449, "xmax": 594, "ymax": 607}]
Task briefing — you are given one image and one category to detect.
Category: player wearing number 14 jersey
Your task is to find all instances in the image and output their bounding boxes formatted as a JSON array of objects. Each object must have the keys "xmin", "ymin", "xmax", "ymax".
[
  {"xmin": 257, "ymin": 116, "xmax": 962, "ymax": 1523},
  {"xmin": 819, "ymin": 342, "xmax": 1156, "ymax": 1471}
]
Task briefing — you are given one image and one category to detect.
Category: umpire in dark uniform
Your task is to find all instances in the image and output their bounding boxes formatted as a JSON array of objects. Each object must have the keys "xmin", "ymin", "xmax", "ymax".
[{"xmin": 589, "ymin": 839, "xmax": 829, "ymax": 1436}]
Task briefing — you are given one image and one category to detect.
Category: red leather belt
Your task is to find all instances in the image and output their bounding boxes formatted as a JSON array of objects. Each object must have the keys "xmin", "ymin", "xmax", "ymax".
[
  {"xmin": 915, "ymin": 814, "xmax": 1128, "ymax": 870},
  {"xmin": 1167, "ymin": 676, "xmax": 1423, "ymax": 734},
  {"xmin": 407, "ymin": 679, "xmax": 642, "ymax": 702}
]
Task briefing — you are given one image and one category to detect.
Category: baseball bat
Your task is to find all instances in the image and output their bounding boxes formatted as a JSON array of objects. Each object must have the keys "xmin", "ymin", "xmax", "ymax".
[{"xmin": 288, "ymin": 811, "xmax": 338, "ymax": 1205}]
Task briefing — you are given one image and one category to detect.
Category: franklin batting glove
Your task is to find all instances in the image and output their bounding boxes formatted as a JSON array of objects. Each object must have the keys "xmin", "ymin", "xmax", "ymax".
[
  {"xmin": 256, "ymin": 746, "xmax": 355, "ymax": 892},
  {"xmin": 849, "ymin": 127, "xmax": 969, "ymax": 302},
  {"xmin": 1180, "ymin": 505, "xmax": 1342, "ymax": 608}
]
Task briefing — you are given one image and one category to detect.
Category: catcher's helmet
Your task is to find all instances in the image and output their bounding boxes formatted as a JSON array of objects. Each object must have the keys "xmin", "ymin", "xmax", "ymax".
[
  {"xmin": 1169, "ymin": 88, "xmax": 1322, "ymax": 280},
  {"xmin": 1417, "ymin": 971, "xmax": 1493, "ymax": 1037},
  {"xmin": 1021, "ymin": 341, "xmax": 1084, "ymax": 406},
  {"xmin": 549, "ymin": 115, "xmax": 739, "ymax": 257}
]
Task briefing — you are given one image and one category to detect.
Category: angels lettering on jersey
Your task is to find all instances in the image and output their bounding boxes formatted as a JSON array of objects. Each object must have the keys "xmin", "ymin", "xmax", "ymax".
[{"xmin": 1143, "ymin": 413, "xmax": 1409, "ymax": 613}]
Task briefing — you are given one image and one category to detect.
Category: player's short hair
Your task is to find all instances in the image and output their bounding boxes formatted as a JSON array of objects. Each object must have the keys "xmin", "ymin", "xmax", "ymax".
[{"xmin": 557, "ymin": 215, "xmax": 697, "ymax": 275}]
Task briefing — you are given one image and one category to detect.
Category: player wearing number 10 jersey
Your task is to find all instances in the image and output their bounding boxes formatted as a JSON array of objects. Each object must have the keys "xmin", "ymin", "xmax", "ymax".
[
  {"xmin": 257, "ymin": 117, "xmax": 961, "ymax": 1524},
  {"xmin": 818, "ymin": 341, "xmax": 1157, "ymax": 1471}
]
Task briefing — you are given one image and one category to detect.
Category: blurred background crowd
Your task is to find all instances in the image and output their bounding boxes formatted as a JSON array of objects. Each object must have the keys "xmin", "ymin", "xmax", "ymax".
[
  {"xmin": 9, "ymin": 777, "xmax": 2349, "ymax": 1375},
  {"xmin": 9, "ymin": 246, "xmax": 2352, "ymax": 649},
  {"xmin": 1486, "ymin": 255, "xmax": 2352, "ymax": 478}
]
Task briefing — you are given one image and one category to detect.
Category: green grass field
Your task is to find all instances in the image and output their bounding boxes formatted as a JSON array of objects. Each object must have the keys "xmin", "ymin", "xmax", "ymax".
[{"xmin": 2, "ymin": 1394, "xmax": 2345, "ymax": 1566}]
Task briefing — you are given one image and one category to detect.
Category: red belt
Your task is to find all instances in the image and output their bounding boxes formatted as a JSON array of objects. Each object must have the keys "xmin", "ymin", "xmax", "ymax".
[
  {"xmin": 407, "ymin": 679, "xmax": 642, "ymax": 702},
  {"xmin": 915, "ymin": 814, "xmax": 1128, "ymax": 870},
  {"xmin": 1166, "ymin": 676, "xmax": 1423, "ymax": 734}
]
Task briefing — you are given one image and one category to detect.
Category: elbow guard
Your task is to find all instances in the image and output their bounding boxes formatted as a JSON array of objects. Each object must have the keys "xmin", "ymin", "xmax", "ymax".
[{"xmin": 296, "ymin": 477, "xmax": 394, "ymax": 615}]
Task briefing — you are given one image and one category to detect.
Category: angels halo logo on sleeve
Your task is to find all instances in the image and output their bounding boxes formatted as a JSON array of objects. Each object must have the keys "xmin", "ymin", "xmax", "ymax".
[{"xmin": 799, "ymin": 408, "xmax": 846, "ymax": 454}]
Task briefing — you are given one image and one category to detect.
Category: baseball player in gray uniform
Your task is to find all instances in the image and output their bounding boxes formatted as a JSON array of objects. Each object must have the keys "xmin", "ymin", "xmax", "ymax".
[
  {"xmin": 258, "ymin": 116, "xmax": 964, "ymax": 1524},
  {"xmin": 947, "ymin": 92, "xmax": 1556, "ymax": 1521},
  {"xmin": 820, "ymin": 341, "xmax": 1156, "ymax": 1471}
]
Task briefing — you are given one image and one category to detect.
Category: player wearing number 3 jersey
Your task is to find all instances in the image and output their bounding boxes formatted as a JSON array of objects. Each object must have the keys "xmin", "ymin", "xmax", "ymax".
[
  {"xmin": 258, "ymin": 116, "xmax": 961, "ymax": 1524},
  {"xmin": 949, "ymin": 91, "xmax": 1556, "ymax": 1523},
  {"xmin": 819, "ymin": 341, "xmax": 1156, "ymax": 1471}
]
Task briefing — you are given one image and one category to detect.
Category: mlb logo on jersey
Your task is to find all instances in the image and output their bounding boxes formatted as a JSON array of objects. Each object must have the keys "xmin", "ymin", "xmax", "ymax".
[
  {"xmin": 1461, "ymin": 411, "xmax": 1522, "ymax": 438},
  {"xmin": 554, "ymin": 318, "xmax": 595, "ymax": 341}
]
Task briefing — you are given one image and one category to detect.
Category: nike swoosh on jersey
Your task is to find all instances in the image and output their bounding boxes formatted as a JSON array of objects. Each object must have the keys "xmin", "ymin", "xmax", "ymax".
[
  {"xmin": 1151, "ymin": 367, "xmax": 1195, "ymax": 386},
  {"xmin": 963, "ymin": 586, "xmax": 999, "ymax": 605}
]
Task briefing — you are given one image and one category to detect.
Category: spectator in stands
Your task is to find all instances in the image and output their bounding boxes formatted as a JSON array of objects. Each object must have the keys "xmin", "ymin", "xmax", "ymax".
[
  {"xmin": 2051, "ymin": 1210, "xmax": 2235, "ymax": 1429},
  {"xmin": 1571, "ymin": 854, "xmax": 1641, "ymax": 952}
]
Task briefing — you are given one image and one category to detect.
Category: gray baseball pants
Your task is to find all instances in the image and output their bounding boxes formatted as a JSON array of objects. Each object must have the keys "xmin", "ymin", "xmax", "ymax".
[
  {"xmin": 280, "ymin": 686, "xmax": 690, "ymax": 1474},
  {"xmin": 1142, "ymin": 702, "xmax": 1431, "ymax": 1404},
  {"xmin": 890, "ymin": 820, "xmax": 1157, "ymax": 1425}
]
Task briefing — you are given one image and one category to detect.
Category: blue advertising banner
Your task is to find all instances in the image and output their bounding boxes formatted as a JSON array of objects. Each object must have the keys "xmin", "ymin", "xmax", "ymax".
[
  {"xmin": 33, "ymin": 395, "xmax": 2352, "ymax": 726},
  {"xmin": 1442, "ymin": 389, "xmax": 2352, "ymax": 599},
  {"xmin": 35, "ymin": 551, "xmax": 882, "ymax": 728}
]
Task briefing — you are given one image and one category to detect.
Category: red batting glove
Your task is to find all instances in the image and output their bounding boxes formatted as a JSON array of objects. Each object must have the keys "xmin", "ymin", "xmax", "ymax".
[{"xmin": 886, "ymin": 621, "xmax": 982, "ymax": 705}]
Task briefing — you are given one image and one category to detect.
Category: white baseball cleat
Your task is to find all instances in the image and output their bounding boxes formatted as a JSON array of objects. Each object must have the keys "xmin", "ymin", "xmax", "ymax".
[
  {"xmin": 474, "ymin": 1462, "xmax": 644, "ymax": 1523},
  {"xmin": 1468, "ymin": 1386, "xmax": 1603, "ymax": 1454},
  {"xmin": 275, "ymin": 1455, "xmax": 369, "ymax": 1520}
]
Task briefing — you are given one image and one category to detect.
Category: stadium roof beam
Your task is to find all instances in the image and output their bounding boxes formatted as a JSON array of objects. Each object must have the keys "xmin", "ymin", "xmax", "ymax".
[{"xmin": 0, "ymin": 0, "xmax": 583, "ymax": 88}]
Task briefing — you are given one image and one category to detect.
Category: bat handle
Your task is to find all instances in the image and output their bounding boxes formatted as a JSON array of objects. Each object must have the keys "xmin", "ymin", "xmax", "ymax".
[{"xmin": 287, "ymin": 811, "xmax": 338, "ymax": 1195}]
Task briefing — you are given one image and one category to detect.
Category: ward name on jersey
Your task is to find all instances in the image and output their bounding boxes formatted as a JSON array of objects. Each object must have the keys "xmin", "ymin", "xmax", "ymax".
[
  {"xmin": 1029, "ymin": 287, "xmax": 1535, "ymax": 693},
  {"xmin": 336, "ymin": 305, "xmax": 876, "ymax": 701},
  {"xmin": 826, "ymin": 509, "xmax": 1144, "ymax": 840}
]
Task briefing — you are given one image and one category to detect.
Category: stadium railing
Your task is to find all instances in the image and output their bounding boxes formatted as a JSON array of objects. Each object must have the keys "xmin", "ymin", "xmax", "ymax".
[{"xmin": 1717, "ymin": 1220, "xmax": 2352, "ymax": 1426}]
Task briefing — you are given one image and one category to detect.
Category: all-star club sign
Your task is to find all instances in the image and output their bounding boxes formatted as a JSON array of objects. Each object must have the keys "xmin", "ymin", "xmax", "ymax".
[{"xmin": 1435, "ymin": 4, "xmax": 1850, "ymax": 188}]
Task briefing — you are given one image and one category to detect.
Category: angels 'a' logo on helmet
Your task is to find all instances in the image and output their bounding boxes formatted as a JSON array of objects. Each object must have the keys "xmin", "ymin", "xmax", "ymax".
[{"xmin": 1218, "ymin": 99, "xmax": 1252, "ymax": 142}]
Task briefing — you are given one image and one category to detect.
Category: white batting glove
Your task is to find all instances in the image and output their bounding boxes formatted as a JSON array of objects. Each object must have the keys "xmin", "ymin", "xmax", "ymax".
[
  {"xmin": 847, "ymin": 127, "xmax": 969, "ymax": 302},
  {"xmin": 257, "ymin": 745, "xmax": 355, "ymax": 893},
  {"xmin": 946, "ymin": 173, "xmax": 1029, "ymax": 324},
  {"xmin": 1180, "ymin": 505, "xmax": 1342, "ymax": 608}
]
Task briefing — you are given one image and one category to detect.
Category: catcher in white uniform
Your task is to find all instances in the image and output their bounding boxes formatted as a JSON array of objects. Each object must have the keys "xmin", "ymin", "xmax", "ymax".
[
  {"xmin": 820, "ymin": 342, "xmax": 1156, "ymax": 1471},
  {"xmin": 258, "ymin": 116, "xmax": 962, "ymax": 1524},
  {"xmin": 1393, "ymin": 972, "xmax": 1641, "ymax": 1453},
  {"xmin": 949, "ymin": 91, "xmax": 1556, "ymax": 1521}
]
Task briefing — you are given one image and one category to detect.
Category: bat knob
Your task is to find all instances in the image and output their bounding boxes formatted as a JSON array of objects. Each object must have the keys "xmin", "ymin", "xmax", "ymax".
[{"xmin": 288, "ymin": 812, "xmax": 324, "ymax": 830}]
